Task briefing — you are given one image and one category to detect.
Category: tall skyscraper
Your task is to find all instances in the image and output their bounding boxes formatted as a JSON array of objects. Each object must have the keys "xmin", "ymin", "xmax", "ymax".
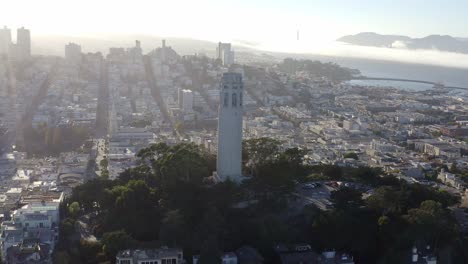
[
  {"xmin": 216, "ymin": 42, "xmax": 235, "ymax": 66},
  {"xmin": 16, "ymin": 27, "xmax": 30, "ymax": 59},
  {"xmin": 161, "ymin": 39, "xmax": 166, "ymax": 62},
  {"xmin": 216, "ymin": 73, "xmax": 243, "ymax": 182},
  {"xmin": 128, "ymin": 40, "xmax": 142, "ymax": 62},
  {"xmin": 10, "ymin": 27, "xmax": 31, "ymax": 60},
  {"xmin": 0, "ymin": 26, "xmax": 11, "ymax": 55},
  {"xmin": 65, "ymin": 42, "xmax": 82, "ymax": 63},
  {"xmin": 217, "ymin": 42, "xmax": 223, "ymax": 60}
]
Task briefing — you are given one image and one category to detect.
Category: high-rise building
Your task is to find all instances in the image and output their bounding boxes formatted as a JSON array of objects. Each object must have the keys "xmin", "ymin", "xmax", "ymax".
[
  {"xmin": 127, "ymin": 40, "xmax": 142, "ymax": 62},
  {"xmin": 217, "ymin": 42, "xmax": 223, "ymax": 60},
  {"xmin": 65, "ymin": 42, "xmax": 82, "ymax": 63},
  {"xmin": 16, "ymin": 27, "xmax": 31, "ymax": 59},
  {"xmin": 216, "ymin": 73, "xmax": 243, "ymax": 182},
  {"xmin": 0, "ymin": 26, "xmax": 11, "ymax": 55},
  {"xmin": 216, "ymin": 42, "xmax": 235, "ymax": 66},
  {"xmin": 161, "ymin": 39, "xmax": 166, "ymax": 62},
  {"xmin": 178, "ymin": 89, "xmax": 193, "ymax": 113}
]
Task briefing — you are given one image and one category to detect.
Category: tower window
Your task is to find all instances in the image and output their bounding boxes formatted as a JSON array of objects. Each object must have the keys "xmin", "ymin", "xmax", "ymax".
[
  {"xmin": 224, "ymin": 93, "xmax": 229, "ymax": 107},
  {"xmin": 232, "ymin": 93, "xmax": 237, "ymax": 107},
  {"xmin": 239, "ymin": 93, "xmax": 243, "ymax": 106},
  {"xmin": 233, "ymin": 86, "xmax": 238, "ymax": 89}
]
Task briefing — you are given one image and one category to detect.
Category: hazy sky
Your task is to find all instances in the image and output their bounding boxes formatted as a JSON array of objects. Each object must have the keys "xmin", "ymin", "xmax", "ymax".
[
  {"xmin": 4, "ymin": 0, "xmax": 468, "ymax": 70},
  {"xmin": 2, "ymin": 0, "xmax": 467, "ymax": 43}
]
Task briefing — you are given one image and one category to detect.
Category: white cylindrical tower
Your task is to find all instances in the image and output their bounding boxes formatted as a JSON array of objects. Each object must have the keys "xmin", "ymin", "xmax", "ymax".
[{"xmin": 217, "ymin": 72, "xmax": 243, "ymax": 182}]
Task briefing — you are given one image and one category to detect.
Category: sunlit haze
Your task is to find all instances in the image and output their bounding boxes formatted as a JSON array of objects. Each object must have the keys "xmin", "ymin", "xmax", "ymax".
[
  {"xmin": 2, "ymin": 1, "xmax": 468, "ymax": 263},
  {"xmin": 3, "ymin": 0, "xmax": 468, "ymax": 54}
]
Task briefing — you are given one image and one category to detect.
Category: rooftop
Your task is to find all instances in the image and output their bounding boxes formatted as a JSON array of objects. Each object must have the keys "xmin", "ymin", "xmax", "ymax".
[{"xmin": 117, "ymin": 247, "xmax": 183, "ymax": 260}]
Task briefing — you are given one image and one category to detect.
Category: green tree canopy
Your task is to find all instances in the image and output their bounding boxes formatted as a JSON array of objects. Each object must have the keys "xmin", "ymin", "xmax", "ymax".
[
  {"xmin": 330, "ymin": 187, "xmax": 363, "ymax": 211},
  {"xmin": 344, "ymin": 152, "xmax": 359, "ymax": 160},
  {"xmin": 68, "ymin": 202, "xmax": 80, "ymax": 218},
  {"xmin": 101, "ymin": 230, "xmax": 135, "ymax": 257}
]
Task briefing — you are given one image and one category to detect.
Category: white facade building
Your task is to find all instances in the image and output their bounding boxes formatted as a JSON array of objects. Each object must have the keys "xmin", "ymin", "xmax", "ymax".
[
  {"xmin": 16, "ymin": 27, "xmax": 30, "ymax": 59},
  {"xmin": 216, "ymin": 73, "xmax": 243, "ymax": 182},
  {"xmin": 178, "ymin": 89, "xmax": 194, "ymax": 113},
  {"xmin": 0, "ymin": 26, "xmax": 11, "ymax": 55}
]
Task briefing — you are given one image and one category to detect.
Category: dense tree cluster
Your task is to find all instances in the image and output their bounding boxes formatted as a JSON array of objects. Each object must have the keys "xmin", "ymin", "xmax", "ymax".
[
  {"xmin": 129, "ymin": 118, "xmax": 153, "ymax": 128},
  {"xmin": 56, "ymin": 138, "xmax": 466, "ymax": 264}
]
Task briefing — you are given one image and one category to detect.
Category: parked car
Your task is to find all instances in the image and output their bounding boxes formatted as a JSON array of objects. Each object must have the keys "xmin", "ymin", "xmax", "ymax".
[{"xmin": 302, "ymin": 183, "xmax": 317, "ymax": 189}]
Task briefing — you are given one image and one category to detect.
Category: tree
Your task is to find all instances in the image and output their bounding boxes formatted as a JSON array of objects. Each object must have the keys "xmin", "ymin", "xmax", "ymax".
[
  {"xmin": 101, "ymin": 230, "xmax": 135, "ymax": 258},
  {"xmin": 175, "ymin": 121, "xmax": 184, "ymax": 134},
  {"xmin": 99, "ymin": 158, "xmax": 108, "ymax": 169},
  {"xmin": 350, "ymin": 167, "xmax": 382, "ymax": 185},
  {"xmin": 79, "ymin": 240, "xmax": 102, "ymax": 263},
  {"xmin": 101, "ymin": 169, "xmax": 109, "ymax": 179},
  {"xmin": 367, "ymin": 183, "xmax": 459, "ymax": 216},
  {"xmin": 197, "ymin": 235, "xmax": 222, "ymax": 264},
  {"xmin": 279, "ymin": 147, "xmax": 306, "ymax": 166},
  {"xmin": 68, "ymin": 202, "xmax": 80, "ymax": 218},
  {"xmin": 450, "ymin": 162, "xmax": 458, "ymax": 173},
  {"xmin": 53, "ymin": 251, "xmax": 72, "ymax": 264},
  {"xmin": 320, "ymin": 165, "xmax": 343, "ymax": 180},
  {"xmin": 404, "ymin": 200, "xmax": 458, "ymax": 248},
  {"xmin": 243, "ymin": 138, "xmax": 281, "ymax": 174},
  {"xmin": 69, "ymin": 178, "xmax": 114, "ymax": 213},
  {"xmin": 59, "ymin": 218, "xmax": 76, "ymax": 243},
  {"xmin": 310, "ymin": 209, "xmax": 378, "ymax": 261},
  {"xmin": 137, "ymin": 143, "xmax": 211, "ymax": 192},
  {"xmin": 159, "ymin": 210, "xmax": 186, "ymax": 247},
  {"xmin": 118, "ymin": 165, "xmax": 156, "ymax": 186},
  {"xmin": 105, "ymin": 180, "xmax": 161, "ymax": 240},
  {"xmin": 330, "ymin": 187, "xmax": 363, "ymax": 210},
  {"xmin": 279, "ymin": 147, "xmax": 308, "ymax": 178},
  {"xmin": 367, "ymin": 186, "xmax": 402, "ymax": 215},
  {"xmin": 344, "ymin": 152, "xmax": 359, "ymax": 160}
]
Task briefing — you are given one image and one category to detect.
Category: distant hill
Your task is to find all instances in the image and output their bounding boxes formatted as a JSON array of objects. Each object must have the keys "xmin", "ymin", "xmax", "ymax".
[{"xmin": 337, "ymin": 32, "xmax": 468, "ymax": 54}]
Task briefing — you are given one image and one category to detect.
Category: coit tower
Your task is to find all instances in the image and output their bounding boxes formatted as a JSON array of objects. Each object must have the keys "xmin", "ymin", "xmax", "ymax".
[{"xmin": 217, "ymin": 72, "xmax": 243, "ymax": 182}]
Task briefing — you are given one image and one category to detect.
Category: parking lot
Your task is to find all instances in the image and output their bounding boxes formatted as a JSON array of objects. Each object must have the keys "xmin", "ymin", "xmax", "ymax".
[{"xmin": 295, "ymin": 182, "xmax": 334, "ymax": 210}]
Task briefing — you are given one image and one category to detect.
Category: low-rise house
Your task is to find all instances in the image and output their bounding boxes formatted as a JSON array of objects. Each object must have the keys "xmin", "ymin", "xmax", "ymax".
[
  {"xmin": 411, "ymin": 245, "xmax": 437, "ymax": 264},
  {"xmin": 317, "ymin": 251, "xmax": 354, "ymax": 264},
  {"xmin": 273, "ymin": 244, "xmax": 354, "ymax": 264},
  {"xmin": 6, "ymin": 239, "xmax": 51, "ymax": 264},
  {"xmin": 438, "ymin": 170, "xmax": 464, "ymax": 190},
  {"xmin": 116, "ymin": 247, "xmax": 184, "ymax": 264},
  {"xmin": 193, "ymin": 252, "xmax": 237, "ymax": 264},
  {"xmin": 274, "ymin": 244, "xmax": 318, "ymax": 264},
  {"xmin": 235, "ymin": 246, "xmax": 264, "ymax": 264}
]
